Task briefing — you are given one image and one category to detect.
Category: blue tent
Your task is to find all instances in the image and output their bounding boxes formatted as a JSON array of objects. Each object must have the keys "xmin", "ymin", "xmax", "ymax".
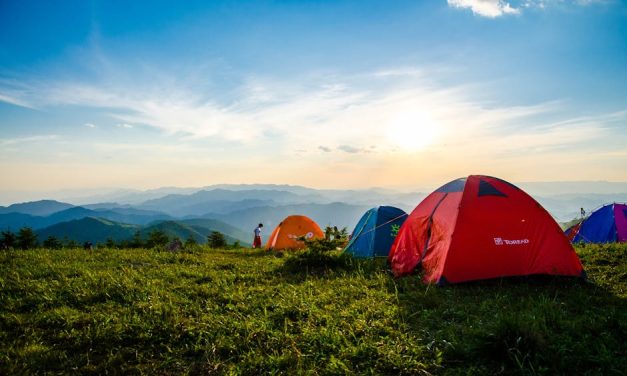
[
  {"xmin": 344, "ymin": 206, "xmax": 408, "ymax": 257},
  {"xmin": 571, "ymin": 203, "xmax": 627, "ymax": 243}
]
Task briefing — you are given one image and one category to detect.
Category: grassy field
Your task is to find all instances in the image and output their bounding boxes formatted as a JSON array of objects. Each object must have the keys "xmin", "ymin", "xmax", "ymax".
[{"xmin": 0, "ymin": 244, "xmax": 625, "ymax": 375}]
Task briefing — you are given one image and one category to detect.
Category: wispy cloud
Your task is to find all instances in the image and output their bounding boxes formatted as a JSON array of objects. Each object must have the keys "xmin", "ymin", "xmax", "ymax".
[
  {"xmin": 528, "ymin": 0, "xmax": 608, "ymax": 6},
  {"xmin": 0, "ymin": 93, "xmax": 36, "ymax": 109},
  {"xmin": 84, "ymin": 123, "xmax": 96, "ymax": 128},
  {"xmin": 372, "ymin": 68, "xmax": 425, "ymax": 78},
  {"xmin": 574, "ymin": 0, "xmax": 607, "ymax": 4},
  {"xmin": 337, "ymin": 145, "xmax": 370, "ymax": 154},
  {"xmin": 0, "ymin": 135, "xmax": 59, "ymax": 146},
  {"xmin": 0, "ymin": 77, "xmax": 39, "ymax": 109},
  {"xmin": 0, "ymin": 60, "xmax": 622, "ymax": 165}
]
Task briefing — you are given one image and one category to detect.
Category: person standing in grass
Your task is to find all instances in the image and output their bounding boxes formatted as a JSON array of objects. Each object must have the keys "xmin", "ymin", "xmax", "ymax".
[{"xmin": 253, "ymin": 223, "xmax": 263, "ymax": 248}]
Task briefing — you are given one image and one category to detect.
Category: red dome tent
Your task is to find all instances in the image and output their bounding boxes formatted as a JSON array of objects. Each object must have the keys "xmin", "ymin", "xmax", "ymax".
[{"xmin": 388, "ymin": 175, "xmax": 584, "ymax": 284}]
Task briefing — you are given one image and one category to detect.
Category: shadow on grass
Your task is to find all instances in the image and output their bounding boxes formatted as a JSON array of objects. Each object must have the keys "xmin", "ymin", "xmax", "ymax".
[
  {"xmin": 268, "ymin": 250, "xmax": 390, "ymax": 283},
  {"xmin": 388, "ymin": 271, "xmax": 627, "ymax": 375},
  {"xmin": 201, "ymin": 248, "xmax": 278, "ymax": 258}
]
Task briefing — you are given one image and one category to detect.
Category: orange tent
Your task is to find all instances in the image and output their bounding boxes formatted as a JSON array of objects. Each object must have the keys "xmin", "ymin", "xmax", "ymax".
[{"xmin": 265, "ymin": 215, "xmax": 324, "ymax": 250}]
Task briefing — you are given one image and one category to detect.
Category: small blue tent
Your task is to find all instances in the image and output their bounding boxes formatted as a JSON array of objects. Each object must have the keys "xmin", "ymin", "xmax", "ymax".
[
  {"xmin": 570, "ymin": 203, "xmax": 627, "ymax": 243},
  {"xmin": 344, "ymin": 206, "xmax": 407, "ymax": 257}
]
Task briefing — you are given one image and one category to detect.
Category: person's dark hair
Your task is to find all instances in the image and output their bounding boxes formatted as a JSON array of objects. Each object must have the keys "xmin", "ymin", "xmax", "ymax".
[{"xmin": 258, "ymin": 223, "xmax": 263, "ymax": 227}]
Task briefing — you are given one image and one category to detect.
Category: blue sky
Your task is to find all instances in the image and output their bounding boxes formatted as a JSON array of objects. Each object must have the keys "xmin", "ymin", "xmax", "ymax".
[{"xmin": 0, "ymin": 0, "xmax": 626, "ymax": 196}]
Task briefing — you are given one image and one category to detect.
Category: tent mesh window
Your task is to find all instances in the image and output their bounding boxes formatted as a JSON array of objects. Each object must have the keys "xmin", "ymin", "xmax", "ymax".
[
  {"xmin": 436, "ymin": 178, "xmax": 466, "ymax": 193},
  {"xmin": 477, "ymin": 179, "xmax": 507, "ymax": 197}
]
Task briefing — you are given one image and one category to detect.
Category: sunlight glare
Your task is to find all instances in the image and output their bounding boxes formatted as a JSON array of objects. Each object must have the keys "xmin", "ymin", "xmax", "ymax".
[{"xmin": 386, "ymin": 110, "xmax": 440, "ymax": 151}]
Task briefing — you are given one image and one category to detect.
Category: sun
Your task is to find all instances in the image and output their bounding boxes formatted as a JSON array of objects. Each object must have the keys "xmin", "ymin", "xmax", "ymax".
[{"xmin": 386, "ymin": 110, "xmax": 440, "ymax": 151}]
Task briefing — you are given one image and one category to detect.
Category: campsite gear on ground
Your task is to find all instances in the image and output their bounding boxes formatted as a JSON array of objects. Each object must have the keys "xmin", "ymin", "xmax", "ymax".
[
  {"xmin": 344, "ymin": 206, "xmax": 407, "ymax": 258},
  {"xmin": 265, "ymin": 215, "xmax": 324, "ymax": 250},
  {"xmin": 388, "ymin": 175, "xmax": 585, "ymax": 284}
]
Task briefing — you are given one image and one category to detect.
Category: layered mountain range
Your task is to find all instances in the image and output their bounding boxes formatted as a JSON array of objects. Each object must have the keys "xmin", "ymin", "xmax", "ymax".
[{"xmin": 1, "ymin": 183, "xmax": 626, "ymax": 246}]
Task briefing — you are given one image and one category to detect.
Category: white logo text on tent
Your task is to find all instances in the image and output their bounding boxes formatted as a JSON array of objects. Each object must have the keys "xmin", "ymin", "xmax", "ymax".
[{"xmin": 494, "ymin": 237, "xmax": 530, "ymax": 245}]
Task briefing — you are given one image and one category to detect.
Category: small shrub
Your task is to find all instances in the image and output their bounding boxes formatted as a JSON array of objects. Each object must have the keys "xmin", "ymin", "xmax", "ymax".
[
  {"xmin": 1, "ymin": 230, "xmax": 16, "ymax": 249},
  {"xmin": 105, "ymin": 237, "xmax": 116, "ymax": 248},
  {"xmin": 207, "ymin": 231, "xmax": 227, "ymax": 249},
  {"xmin": 146, "ymin": 230, "xmax": 169, "ymax": 248},
  {"xmin": 16, "ymin": 227, "xmax": 38, "ymax": 249},
  {"xmin": 184, "ymin": 236, "xmax": 197, "ymax": 248},
  {"xmin": 42, "ymin": 236, "xmax": 63, "ymax": 250},
  {"xmin": 302, "ymin": 226, "xmax": 349, "ymax": 255},
  {"xmin": 281, "ymin": 250, "xmax": 355, "ymax": 275}
]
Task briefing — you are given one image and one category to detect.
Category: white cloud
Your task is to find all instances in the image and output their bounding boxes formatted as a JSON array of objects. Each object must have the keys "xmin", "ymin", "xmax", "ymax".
[
  {"xmin": 0, "ymin": 93, "xmax": 36, "ymax": 109},
  {"xmin": 0, "ymin": 78, "xmax": 39, "ymax": 109},
  {"xmin": 448, "ymin": 0, "xmax": 520, "ymax": 17},
  {"xmin": 84, "ymin": 123, "xmax": 96, "ymax": 128},
  {"xmin": 372, "ymin": 68, "xmax": 424, "ymax": 78},
  {"xmin": 0, "ymin": 135, "xmax": 59, "ymax": 146},
  {"xmin": 337, "ymin": 145, "xmax": 369, "ymax": 154},
  {"xmin": 0, "ymin": 63, "xmax": 621, "ymax": 170},
  {"xmin": 516, "ymin": 0, "xmax": 608, "ymax": 11},
  {"xmin": 1, "ymin": 67, "xmax": 624, "ymax": 188}
]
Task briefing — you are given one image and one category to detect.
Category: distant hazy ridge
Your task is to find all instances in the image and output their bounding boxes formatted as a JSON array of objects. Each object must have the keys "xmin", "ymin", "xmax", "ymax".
[{"xmin": 1, "ymin": 183, "xmax": 626, "ymax": 245}]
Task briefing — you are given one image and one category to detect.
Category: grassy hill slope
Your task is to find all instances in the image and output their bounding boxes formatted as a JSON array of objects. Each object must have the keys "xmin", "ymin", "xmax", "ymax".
[
  {"xmin": 0, "ymin": 212, "xmax": 42, "ymax": 231},
  {"xmin": 35, "ymin": 217, "xmax": 140, "ymax": 243},
  {"xmin": 34, "ymin": 217, "xmax": 251, "ymax": 246},
  {"xmin": 141, "ymin": 220, "xmax": 251, "ymax": 246},
  {"xmin": 178, "ymin": 218, "xmax": 251, "ymax": 243},
  {"xmin": 0, "ymin": 244, "xmax": 625, "ymax": 374}
]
